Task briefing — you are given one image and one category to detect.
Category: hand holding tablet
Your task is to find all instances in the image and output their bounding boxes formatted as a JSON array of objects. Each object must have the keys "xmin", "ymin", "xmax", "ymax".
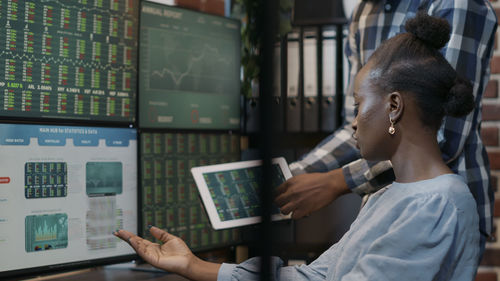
[{"xmin": 191, "ymin": 157, "xmax": 292, "ymax": 229}]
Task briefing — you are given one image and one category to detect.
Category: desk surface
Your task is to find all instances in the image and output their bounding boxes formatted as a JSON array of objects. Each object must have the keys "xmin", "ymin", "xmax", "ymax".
[
  {"xmin": 6, "ymin": 248, "xmax": 235, "ymax": 281},
  {"xmin": 7, "ymin": 264, "xmax": 190, "ymax": 281}
]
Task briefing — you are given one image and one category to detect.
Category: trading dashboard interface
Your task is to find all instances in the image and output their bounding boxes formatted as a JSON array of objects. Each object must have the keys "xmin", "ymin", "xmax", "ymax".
[
  {"xmin": 0, "ymin": 0, "xmax": 138, "ymax": 122},
  {"xmin": 141, "ymin": 132, "xmax": 241, "ymax": 251},
  {"xmin": 0, "ymin": 124, "xmax": 138, "ymax": 275},
  {"xmin": 139, "ymin": 2, "xmax": 240, "ymax": 129},
  {"xmin": 202, "ymin": 164, "xmax": 286, "ymax": 222}
]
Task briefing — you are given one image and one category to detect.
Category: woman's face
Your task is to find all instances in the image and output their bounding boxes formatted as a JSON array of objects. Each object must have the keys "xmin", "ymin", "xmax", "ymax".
[{"xmin": 352, "ymin": 65, "xmax": 394, "ymax": 161}]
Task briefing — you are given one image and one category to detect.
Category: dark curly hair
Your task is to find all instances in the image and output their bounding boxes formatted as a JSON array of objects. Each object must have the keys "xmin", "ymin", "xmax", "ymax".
[{"xmin": 366, "ymin": 11, "xmax": 474, "ymax": 131}]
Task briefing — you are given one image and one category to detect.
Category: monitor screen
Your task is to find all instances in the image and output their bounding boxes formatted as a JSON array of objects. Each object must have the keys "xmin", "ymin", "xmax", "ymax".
[
  {"xmin": 0, "ymin": 0, "xmax": 138, "ymax": 122},
  {"xmin": 139, "ymin": 2, "xmax": 241, "ymax": 129},
  {"xmin": 0, "ymin": 124, "xmax": 138, "ymax": 277},
  {"xmin": 140, "ymin": 132, "xmax": 241, "ymax": 251}
]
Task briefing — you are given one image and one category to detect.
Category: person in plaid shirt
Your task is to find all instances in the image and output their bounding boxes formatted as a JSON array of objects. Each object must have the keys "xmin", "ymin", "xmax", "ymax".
[{"xmin": 275, "ymin": 0, "xmax": 497, "ymax": 255}]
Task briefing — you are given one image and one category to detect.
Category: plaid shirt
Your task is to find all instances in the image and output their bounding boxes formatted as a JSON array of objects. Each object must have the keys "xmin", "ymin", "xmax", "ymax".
[{"xmin": 290, "ymin": 0, "xmax": 497, "ymax": 243}]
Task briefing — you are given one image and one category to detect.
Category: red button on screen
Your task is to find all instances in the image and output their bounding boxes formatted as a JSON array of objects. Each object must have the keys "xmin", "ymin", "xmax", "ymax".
[{"xmin": 0, "ymin": 177, "xmax": 10, "ymax": 184}]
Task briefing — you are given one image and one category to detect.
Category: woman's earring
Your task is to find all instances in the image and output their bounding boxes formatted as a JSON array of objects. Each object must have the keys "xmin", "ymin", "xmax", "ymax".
[{"xmin": 388, "ymin": 117, "xmax": 396, "ymax": 135}]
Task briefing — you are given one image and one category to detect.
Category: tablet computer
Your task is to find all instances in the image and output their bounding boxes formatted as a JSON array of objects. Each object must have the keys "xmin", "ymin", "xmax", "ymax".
[{"xmin": 191, "ymin": 157, "xmax": 292, "ymax": 230}]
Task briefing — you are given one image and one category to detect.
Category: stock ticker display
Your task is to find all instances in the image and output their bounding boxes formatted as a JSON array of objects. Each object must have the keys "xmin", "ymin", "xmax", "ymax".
[
  {"xmin": 141, "ymin": 132, "xmax": 241, "ymax": 251},
  {"xmin": 0, "ymin": 0, "xmax": 138, "ymax": 122}
]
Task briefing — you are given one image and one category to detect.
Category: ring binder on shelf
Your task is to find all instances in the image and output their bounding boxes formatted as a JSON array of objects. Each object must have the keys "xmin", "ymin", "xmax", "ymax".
[
  {"xmin": 303, "ymin": 29, "xmax": 319, "ymax": 132},
  {"xmin": 321, "ymin": 27, "xmax": 337, "ymax": 132},
  {"xmin": 286, "ymin": 31, "xmax": 301, "ymax": 132},
  {"xmin": 245, "ymin": 80, "xmax": 260, "ymax": 133},
  {"xmin": 343, "ymin": 27, "xmax": 350, "ymax": 95},
  {"xmin": 272, "ymin": 41, "xmax": 285, "ymax": 132}
]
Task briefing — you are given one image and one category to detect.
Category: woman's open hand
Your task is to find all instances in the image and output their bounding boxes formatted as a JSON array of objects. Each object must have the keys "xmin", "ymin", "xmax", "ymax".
[{"xmin": 114, "ymin": 226, "xmax": 195, "ymax": 275}]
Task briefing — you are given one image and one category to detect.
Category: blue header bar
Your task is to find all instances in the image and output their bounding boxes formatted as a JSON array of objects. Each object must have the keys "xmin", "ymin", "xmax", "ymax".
[{"xmin": 0, "ymin": 124, "xmax": 137, "ymax": 147}]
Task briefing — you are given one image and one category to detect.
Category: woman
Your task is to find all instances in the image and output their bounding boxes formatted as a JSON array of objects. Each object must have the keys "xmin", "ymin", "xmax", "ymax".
[{"xmin": 114, "ymin": 12, "xmax": 480, "ymax": 280}]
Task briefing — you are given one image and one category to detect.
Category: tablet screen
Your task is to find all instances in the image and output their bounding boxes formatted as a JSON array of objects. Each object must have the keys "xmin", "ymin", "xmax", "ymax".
[{"xmin": 191, "ymin": 158, "xmax": 292, "ymax": 229}]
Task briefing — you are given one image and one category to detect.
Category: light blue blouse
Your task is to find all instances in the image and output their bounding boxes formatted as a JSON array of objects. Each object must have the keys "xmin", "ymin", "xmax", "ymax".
[{"xmin": 218, "ymin": 174, "xmax": 480, "ymax": 281}]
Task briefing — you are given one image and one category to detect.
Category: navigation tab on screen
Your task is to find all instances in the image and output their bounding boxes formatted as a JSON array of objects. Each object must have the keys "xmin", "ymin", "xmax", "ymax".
[{"xmin": 73, "ymin": 137, "xmax": 99, "ymax": 147}]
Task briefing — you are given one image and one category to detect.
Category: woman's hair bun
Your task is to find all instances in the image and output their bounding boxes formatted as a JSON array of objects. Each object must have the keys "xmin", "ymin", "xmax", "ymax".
[
  {"xmin": 405, "ymin": 11, "xmax": 451, "ymax": 49},
  {"xmin": 444, "ymin": 76, "xmax": 474, "ymax": 117}
]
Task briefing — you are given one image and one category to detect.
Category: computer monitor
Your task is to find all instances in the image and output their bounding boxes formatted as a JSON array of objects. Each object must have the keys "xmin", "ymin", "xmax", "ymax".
[
  {"xmin": 139, "ymin": 1, "xmax": 241, "ymax": 129},
  {"xmin": 140, "ymin": 131, "xmax": 241, "ymax": 251},
  {"xmin": 0, "ymin": 123, "xmax": 138, "ymax": 278},
  {"xmin": 0, "ymin": 0, "xmax": 138, "ymax": 122}
]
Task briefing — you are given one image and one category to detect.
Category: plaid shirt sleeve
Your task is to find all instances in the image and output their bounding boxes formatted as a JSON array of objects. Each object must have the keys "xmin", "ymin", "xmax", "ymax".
[{"xmin": 290, "ymin": 0, "xmax": 497, "ymax": 204}]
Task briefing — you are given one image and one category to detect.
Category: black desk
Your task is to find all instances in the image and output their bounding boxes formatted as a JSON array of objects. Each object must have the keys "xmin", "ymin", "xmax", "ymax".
[
  {"xmin": 6, "ymin": 248, "xmax": 236, "ymax": 280},
  {"xmin": 6, "ymin": 264, "xmax": 190, "ymax": 281}
]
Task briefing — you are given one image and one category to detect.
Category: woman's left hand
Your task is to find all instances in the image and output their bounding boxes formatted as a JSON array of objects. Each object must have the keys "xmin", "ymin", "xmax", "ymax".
[{"xmin": 114, "ymin": 226, "xmax": 195, "ymax": 275}]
